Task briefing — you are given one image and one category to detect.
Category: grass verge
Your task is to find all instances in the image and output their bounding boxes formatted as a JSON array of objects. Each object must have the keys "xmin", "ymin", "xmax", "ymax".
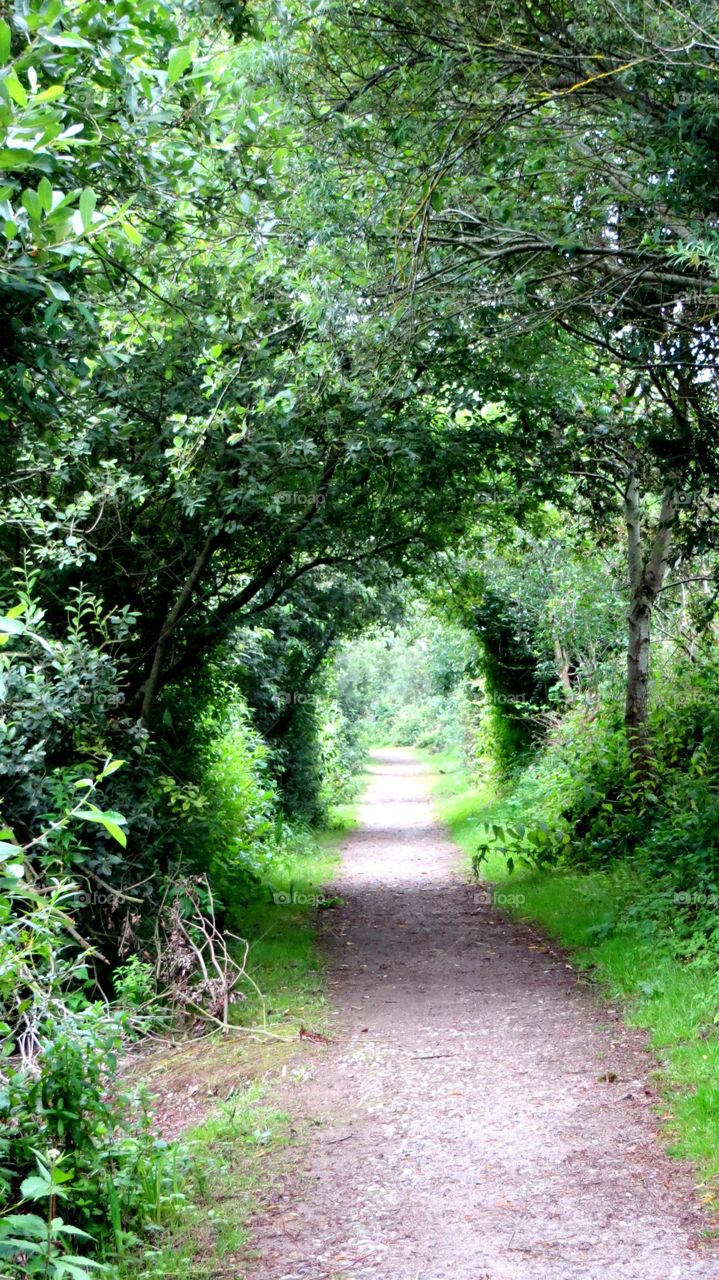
[
  {"xmin": 227, "ymin": 802, "xmax": 357, "ymax": 1036},
  {"xmin": 118, "ymin": 1083, "xmax": 293, "ymax": 1279},
  {"xmin": 420, "ymin": 747, "xmax": 719, "ymax": 1211}
]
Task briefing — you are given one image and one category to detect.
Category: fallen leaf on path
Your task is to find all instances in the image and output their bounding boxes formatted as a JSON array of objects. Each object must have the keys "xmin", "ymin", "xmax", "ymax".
[{"xmin": 299, "ymin": 1026, "xmax": 334, "ymax": 1043}]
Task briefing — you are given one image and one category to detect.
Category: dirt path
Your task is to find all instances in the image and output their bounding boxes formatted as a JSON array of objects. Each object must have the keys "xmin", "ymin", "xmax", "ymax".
[{"xmin": 246, "ymin": 750, "xmax": 717, "ymax": 1280}]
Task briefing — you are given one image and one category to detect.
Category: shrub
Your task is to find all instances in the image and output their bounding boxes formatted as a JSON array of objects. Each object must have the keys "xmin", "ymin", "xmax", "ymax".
[
  {"xmin": 0, "ymin": 855, "xmax": 170, "ymax": 1270},
  {"xmin": 200, "ymin": 696, "xmax": 284, "ymax": 907},
  {"xmin": 475, "ymin": 653, "xmax": 719, "ymax": 943}
]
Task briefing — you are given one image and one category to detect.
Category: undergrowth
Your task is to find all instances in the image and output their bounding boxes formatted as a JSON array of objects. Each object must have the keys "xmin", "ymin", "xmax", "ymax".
[
  {"xmin": 118, "ymin": 1083, "xmax": 293, "ymax": 1280},
  {"xmin": 228, "ymin": 804, "xmax": 358, "ymax": 1035}
]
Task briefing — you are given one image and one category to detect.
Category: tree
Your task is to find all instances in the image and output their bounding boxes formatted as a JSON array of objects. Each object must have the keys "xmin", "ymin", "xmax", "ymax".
[
  {"xmin": 281, "ymin": 0, "xmax": 719, "ymax": 771},
  {"xmin": 2, "ymin": 0, "xmax": 510, "ymax": 904}
]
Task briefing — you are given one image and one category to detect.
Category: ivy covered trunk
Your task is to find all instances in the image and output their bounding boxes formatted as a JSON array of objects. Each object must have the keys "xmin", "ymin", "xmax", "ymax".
[
  {"xmin": 625, "ymin": 589, "xmax": 654, "ymax": 782},
  {"xmin": 624, "ymin": 476, "xmax": 676, "ymax": 784}
]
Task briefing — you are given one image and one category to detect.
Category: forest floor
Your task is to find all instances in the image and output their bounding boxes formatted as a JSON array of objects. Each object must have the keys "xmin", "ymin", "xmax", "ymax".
[{"xmin": 241, "ymin": 748, "xmax": 719, "ymax": 1280}]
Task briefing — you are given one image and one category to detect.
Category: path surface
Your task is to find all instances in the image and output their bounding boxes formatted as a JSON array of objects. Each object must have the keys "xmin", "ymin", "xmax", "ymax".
[{"xmin": 246, "ymin": 750, "xmax": 717, "ymax": 1280}]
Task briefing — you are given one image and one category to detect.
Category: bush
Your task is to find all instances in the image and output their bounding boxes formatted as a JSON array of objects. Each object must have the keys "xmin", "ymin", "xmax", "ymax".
[
  {"xmin": 198, "ymin": 694, "xmax": 285, "ymax": 907},
  {"xmin": 474, "ymin": 653, "xmax": 719, "ymax": 942},
  {"xmin": 0, "ymin": 852, "xmax": 169, "ymax": 1272}
]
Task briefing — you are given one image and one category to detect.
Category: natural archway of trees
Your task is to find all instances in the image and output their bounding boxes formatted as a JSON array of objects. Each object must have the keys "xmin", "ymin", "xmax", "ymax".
[{"xmin": 2, "ymin": 0, "xmax": 719, "ymax": 1273}]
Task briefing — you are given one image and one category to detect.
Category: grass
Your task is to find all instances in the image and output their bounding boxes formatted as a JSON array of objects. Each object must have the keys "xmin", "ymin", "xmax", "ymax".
[
  {"xmin": 421, "ymin": 746, "xmax": 719, "ymax": 1211},
  {"xmin": 226, "ymin": 804, "xmax": 357, "ymax": 1036},
  {"xmin": 118, "ymin": 1082, "xmax": 293, "ymax": 1279},
  {"xmin": 118, "ymin": 803, "xmax": 358, "ymax": 1279}
]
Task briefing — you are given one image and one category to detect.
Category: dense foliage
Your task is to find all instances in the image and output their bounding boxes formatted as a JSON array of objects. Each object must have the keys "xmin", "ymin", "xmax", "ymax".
[{"xmin": 2, "ymin": 0, "xmax": 719, "ymax": 1271}]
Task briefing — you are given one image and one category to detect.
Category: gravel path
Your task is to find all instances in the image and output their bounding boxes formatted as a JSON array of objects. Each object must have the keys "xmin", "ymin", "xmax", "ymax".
[{"xmin": 245, "ymin": 749, "xmax": 718, "ymax": 1279}]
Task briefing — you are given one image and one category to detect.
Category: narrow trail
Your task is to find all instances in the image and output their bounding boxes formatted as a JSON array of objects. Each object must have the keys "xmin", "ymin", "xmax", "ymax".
[{"xmin": 246, "ymin": 750, "xmax": 717, "ymax": 1280}]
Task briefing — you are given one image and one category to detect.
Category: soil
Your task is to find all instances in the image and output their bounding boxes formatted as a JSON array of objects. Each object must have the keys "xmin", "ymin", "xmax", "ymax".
[{"xmin": 243, "ymin": 749, "xmax": 719, "ymax": 1280}]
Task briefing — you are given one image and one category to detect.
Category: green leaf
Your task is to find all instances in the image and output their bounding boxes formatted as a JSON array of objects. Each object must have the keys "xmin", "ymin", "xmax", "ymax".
[
  {"xmin": 45, "ymin": 279, "xmax": 71, "ymax": 301},
  {"xmin": 99, "ymin": 758, "xmax": 124, "ymax": 779},
  {"xmin": 4, "ymin": 70, "xmax": 27, "ymax": 106},
  {"xmin": 34, "ymin": 84, "xmax": 66, "ymax": 103},
  {"xmin": 121, "ymin": 218, "xmax": 142, "ymax": 245},
  {"xmin": 20, "ymin": 1173, "xmax": 53, "ymax": 1200},
  {"xmin": 103, "ymin": 821, "xmax": 127, "ymax": 847},
  {"xmin": 75, "ymin": 807, "xmax": 128, "ymax": 848},
  {"xmin": 0, "ymin": 615, "xmax": 25, "ymax": 635},
  {"xmin": 0, "ymin": 19, "xmax": 11, "ymax": 64},
  {"xmin": 0, "ymin": 1212, "xmax": 48, "ymax": 1238},
  {"xmin": 0, "ymin": 1239, "xmax": 44, "ymax": 1255},
  {"xmin": 21, "ymin": 188, "xmax": 42, "ymax": 220},
  {"xmin": 167, "ymin": 45, "xmax": 193, "ymax": 86},
  {"xmin": 53, "ymin": 1259, "xmax": 109, "ymax": 1278},
  {"xmin": 79, "ymin": 186, "xmax": 96, "ymax": 231},
  {"xmin": 38, "ymin": 177, "xmax": 53, "ymax": 211},
  {"xmin": 0, "ymin": 148, "xmax": 40, "ymax": 170},
  {"xmin": 39, "ymin": 31, "xmax": 92, "ymax": 48}
]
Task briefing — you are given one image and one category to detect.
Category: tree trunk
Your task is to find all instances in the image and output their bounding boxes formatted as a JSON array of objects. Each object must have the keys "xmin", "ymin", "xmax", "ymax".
[
  {"xmin": 623, "ymin": 475, "xmax": 675, "ymax": 784},
  {"xmin": 139, "ymin": 533, "xmax": 216, "ymax": 726},
  {"xmin": 552, "ymin": 636, "xmax": 572, "ymax": 694},
  {"xmin": 625, "ymin": 591, "xmax": 654, "ymax": 780}
]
